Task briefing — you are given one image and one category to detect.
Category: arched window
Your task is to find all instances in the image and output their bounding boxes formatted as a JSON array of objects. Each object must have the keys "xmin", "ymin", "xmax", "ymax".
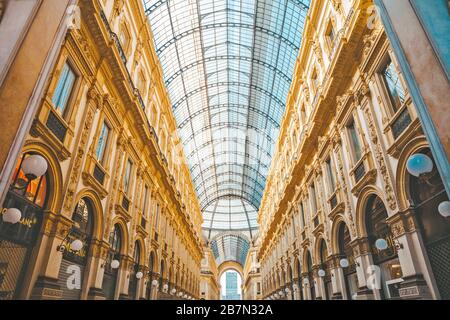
[
  {"xmin": 10, "ymin": 153, "xmax": 48, "ymax": 207},
  {"xmin": 0, "ymin": 152, "xmax": 49, "ymax": 300}
]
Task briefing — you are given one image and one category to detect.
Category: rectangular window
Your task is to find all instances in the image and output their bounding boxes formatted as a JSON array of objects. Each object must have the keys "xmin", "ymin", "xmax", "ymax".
[
  {"xmin": 154, "ymin": 203, "xmax": 160, "ymax": 229},
  {"xmin": 95, "ymin": 121, "xmax": 110, "ymax": 163},
  {"xmin": 347, "ymin": 120, "xmax": 362, "ymax": 161},
  {"xmin": 143, "ymin": 185, "xmax": 149, "ymax": 213},
  {"xmin": 52, "ymin": 62, "xmax": 76, "ymax": 115},
  {"xmin": 300, "ymin": 202, "xmax": 306, "ymax": 227},
  {"xmin": 310, "ymin": 184, "xmax": 318, "ymax": 213},
  {"xmin": 382, "ymin": 59, "xmax": 406, "ymax": 112},
  {"xmin": 326, "ymin": 158, "xmax": 336, "ymax": 192},
  {"xmin": 123, "ymin": 159, "xmax": 133, "ymax": 193}
]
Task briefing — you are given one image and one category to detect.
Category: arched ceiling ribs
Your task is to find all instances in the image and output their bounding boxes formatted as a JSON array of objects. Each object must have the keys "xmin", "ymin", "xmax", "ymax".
[
  {"xmin": 177, "ymin": 103, "xmax": 280, "ymax": 129},
  {"xmin": 165, "ymin": 55, "xmax": 291, "ymax": 86},
  {"xmin": 144, "ymin": 0, "xmax": 311, "ymax": 247},
  {"xmin": 182, "ymin": 123, "xmax": 277, "ymax": 145},
  {"xmin": 155, "ymin": 23, "xmax": 299, "ymax": 55},
  {"xmin": 186, "ymin": 137, "xmax": 272, "ymax": 161},
  {"xmin": 172, "ymin": 81, "xmax": 286, "ymax": 110},
  {"xmin": 195, "ymin": 171, "xmax": 266, "ymax": 195},
  {"xmin": 192, "ymin": 162, "xmax": 269, "ymax": 185},
  {"xmin": 196, "ymin": 179, "xmax": 264, "ymax": 202}
]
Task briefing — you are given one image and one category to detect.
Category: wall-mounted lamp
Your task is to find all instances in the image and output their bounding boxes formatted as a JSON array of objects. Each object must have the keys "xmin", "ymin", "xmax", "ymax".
[
  {"xmin": 393, "ymin": 239, "xmax": 404, "ymax": 251},
  {"xmin": 2, "ymin": 208, "xmax": 22, "ymax": 224},
  {"xmin": 56, "ymin": 229, "xmax": 84, "ymax": 253}
]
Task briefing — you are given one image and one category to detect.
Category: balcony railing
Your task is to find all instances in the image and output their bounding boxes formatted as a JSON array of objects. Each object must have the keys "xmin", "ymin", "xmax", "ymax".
[
  {"xmin": 391, "ymin": 108, "xmax": 412, "ymax": 139},
  {"xmin": 99, "ymin": 9, "xmax": 159, "ymax": 141}
]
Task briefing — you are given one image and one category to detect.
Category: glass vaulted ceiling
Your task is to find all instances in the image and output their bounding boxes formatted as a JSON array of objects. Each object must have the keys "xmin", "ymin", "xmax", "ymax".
[{"xmin": 144, "ymin": 0, "xmax": 310, "ymax": 243}]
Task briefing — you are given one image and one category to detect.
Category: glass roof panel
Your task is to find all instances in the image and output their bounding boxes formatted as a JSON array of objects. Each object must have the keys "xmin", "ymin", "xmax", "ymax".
[{"xmin": 144, "ymin": 0, "xmax": 310, "ymax": 254}]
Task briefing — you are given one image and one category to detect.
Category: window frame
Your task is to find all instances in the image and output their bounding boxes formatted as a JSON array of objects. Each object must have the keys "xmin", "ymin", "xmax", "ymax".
[{"xmin": 50, "ymin": 59, "xmax": 79, "ymax": 119}]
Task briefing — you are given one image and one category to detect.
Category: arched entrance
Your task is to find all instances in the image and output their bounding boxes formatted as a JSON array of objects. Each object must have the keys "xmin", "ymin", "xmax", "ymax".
[
  {"xmin": 57, "ymin": 197, "xmax": 94, "ymax": 299},
  {"xmin": 305, "ymin": 250, "xmax": 315, "ymax": 300},
  {"xmin": 128, "ymin": 241, "xmax": 142, "ymax": 300},
  {"xmin": 218, "ymin": 261, "xmax": 244, "ymax": 300},
  {"xmin": 319, "ymin": 239, "xmax": 332, "ymax": 300},
  {"xmin": 408, "ymin": 148, "xmax": 450, "ymax": 299},
  {"xmin": 146, "ymin": 251, "xmax": 155, "ymax": 299},
  {"xmin": 0, "ymin": 152, "xmax": 49, "ymax": 300},
  {"xmin": 338, "ymin": 222, "xmax": 358, "ymax": 300},
  {"xmin": 365, "ymin": 195, "xmax": 402, "ymax": 299},
  {"xmin": 102, "ymin": 224, "xmax": 122, "ymax": 300}
]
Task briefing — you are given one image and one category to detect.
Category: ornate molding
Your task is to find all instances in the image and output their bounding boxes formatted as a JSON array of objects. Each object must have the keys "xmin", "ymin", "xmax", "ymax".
[
  {"xmin": 361, "ymin": 100, "xmax": 398, "ymax": 211},
  {"xmin": 62, "ymin": 91, "xmax": 98, "ymax": 213}
]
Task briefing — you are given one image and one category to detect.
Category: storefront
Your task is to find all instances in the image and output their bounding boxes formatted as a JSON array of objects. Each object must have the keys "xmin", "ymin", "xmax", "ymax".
[
  {"xmin": 319, "ymin": 240, "xmax": 332, "ymax": 300},
  {"xmin": 0, "ymin": 153, "xmax": 48, "ymax": 300},
  {"xmin": 146, "ymin": 252, "xmax": 155, "ymax": 299},
  {"xmin": 365, "ymin": 195, "xmax": 403, "ymax": 299},
  {"xmin": 128, "ymin": 241, "xmax": 141, "ymax": 300},
  {"xmin": 102, "ymin": 224, "xmax": 122, "ymax": 300},
  {"xmin": 305, "ymin": 251, "xmax": 315, "ymax": 300},
  {"xmin": 56, "ymin": 198, "xmax": 94, "ymax": 300},
  {"xmin": 408, "ymin": 149, "xmax": 450, "ymax": 299},
  {"xmin": 338, "ymin": 223, "xmax": 358, "ymax": 300}
]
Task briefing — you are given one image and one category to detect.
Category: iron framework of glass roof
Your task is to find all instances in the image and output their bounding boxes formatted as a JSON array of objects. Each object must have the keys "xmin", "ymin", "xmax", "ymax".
[
  {"xmin": 210, "ymin": 232, "xmax": 251, "ymax": 266},
  {"xmin": 144, "ymin": 0, "xmax": 310, "ymax": 261}
]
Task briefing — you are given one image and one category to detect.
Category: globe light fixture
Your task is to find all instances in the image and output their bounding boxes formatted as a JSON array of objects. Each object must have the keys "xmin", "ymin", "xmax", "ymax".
[
  {"xmin": 171, "ymin": 288, "xmax": 177, "ymax": 294},
  {"xmin": 136, "ymin": 272, "xmax": 144, "ymax": 279},
  {"xmin": 21, "ymin": 154, "xmax": 48, "ymax": 181},
  {"xmin": 406, "ymin": 154, "xmax": 433, "ymax": 177},
  {"xmin": 152, "ymin": 279, "xmax": 159, "ymax": 287},
  {"xmin": 285, "ymin": 287, "xmax": 290, "ymax": 293},
  {"xmin": 303, "ymin": 278, "xmax": 309, "ymax": 285},
  {"xmin": 163, "ymin": 284, "xmax": 169, "ymax": 291},
  {"xmin": 279, "ymin": 290, "xmax": 284, "ymax": 297},
  {"xmin": 2, "ymin": 208, "xmax": 22, "ymax": 224},
  {"xmin": 111, "ymin": 259, "xmax": 120, "ymax": 269},
  {"xmin": 375, "ymin": 238, "xmax": 388, "ymax": 251},
  {"xmin": 340, "ymin": 258, "xmax": 349, "ymax": 268},
  {"xmin": 318, "ymin": 269, "xmax": 326, "ymax": 277},
  {"xmin": 70, "ymin": 239, "xmax": 83, "ymax": 252},
  {"xmin": 438, "ymin": 201, "xmax": 450, "ymax": 218}
]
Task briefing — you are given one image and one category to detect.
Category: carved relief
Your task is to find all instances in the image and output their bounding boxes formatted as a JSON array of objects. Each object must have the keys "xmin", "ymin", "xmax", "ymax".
[
  {"xmin": 63, "ymin": 88, "xmax": 99, "ymax": 213},
  {"xmin": 359, "ymin": 87, "xmax": 397, "ymax": 211},
  {"xmin": 334, "ymin": 144, "xmax": 357, "ymax": 237}
]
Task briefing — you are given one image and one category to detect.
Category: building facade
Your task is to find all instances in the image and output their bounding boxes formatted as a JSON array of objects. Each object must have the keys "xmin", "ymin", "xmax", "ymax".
[
  {"xmin": 0, "ymin": 0, "xmax": 204, "ymax": 300},
  {"xmin": 0, "ymin": 0, "xmax": 448, "ymax": 302},
  {"xmin": 200, "ymin": 247, "xmax": 221, "ymax": 300},
  {"xmin": 258, "ymin": 0, "xmax": 449, "ymax": 301}
]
